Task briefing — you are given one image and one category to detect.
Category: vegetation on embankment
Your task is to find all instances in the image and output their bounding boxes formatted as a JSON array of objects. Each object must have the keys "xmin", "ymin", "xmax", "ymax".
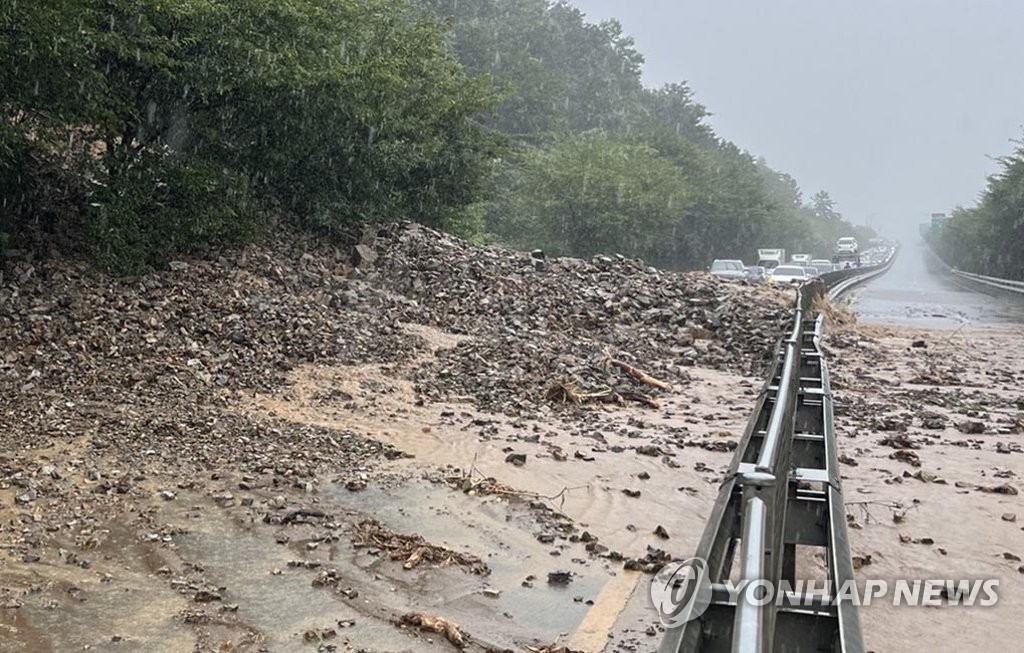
[
  {"xmin": 2, "ymin": 0, "xmax": 871, "ymax": 275},
  {"xmin": 933, "ymin": 135, "xmax": 1024, "ymax": 281}
]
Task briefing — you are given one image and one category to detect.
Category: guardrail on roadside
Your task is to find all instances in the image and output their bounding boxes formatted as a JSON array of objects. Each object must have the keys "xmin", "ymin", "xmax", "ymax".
[
  {"xmin": 949, "ymin": 268, "xmax": 1024, "ymax": 294},
  {"xmin": 922, "ymin": 241, "xmax": 1024, "ymax": 296},
  {"xmin": 659, "ymin": 257, "xmax": 895, "ymax": 653},
  {"xmin": 820, "ymin": 248, "xmax": 899, "ymax": 299}
]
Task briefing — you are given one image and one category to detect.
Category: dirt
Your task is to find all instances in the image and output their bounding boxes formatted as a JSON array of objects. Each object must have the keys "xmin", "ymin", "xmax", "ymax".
[
  {"xmin": 0, "ymin": 225, "xmax": 784, "ymax": 652},
  {"xmin": 826, "ymin": 317, "xmax": 1024, "ymax": 651},
  {"xmin": 3, "ymin": 223, "xmax": 1021, "ymax": 652}
]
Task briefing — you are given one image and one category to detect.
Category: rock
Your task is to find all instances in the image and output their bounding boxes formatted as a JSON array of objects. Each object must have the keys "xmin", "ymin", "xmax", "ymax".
[
  {"xmin": 1002, "ymin": 513, "xmax": 1017, "ymax": 523},
  {"xmin": 623, "ymin": 546, "xmax": 672, "ymax": 573},
  {"xmin": 193, "ymin": 589, "xmax": 222, "ymax": 603},
  {"xmin": 653, "ymin": 525, "xmax": 669, "ymax": 540},
  {"xmin": 880, "ymin": 433, "xmax": 919, "ymax": 449},
  {"xmin": 622, "ymin": 489, "xmax": 641, "ymax": 498},
  {"xmin": 212, "ymin": 491, "xmax": 235, "ymax": 507},
  {"xmin": 890, "ymin": 450, "xmax": 921, "ymax": 467},
  {"xmin": 979, "ymin": 483, "xmax": 1018, "ymax": 496},
  {"xmin": 911, "ymin": 340, "xmax": 927, "ymax": 348},
  {"xmin": 547, "ymin": 571, "xmax": 572, "ymax": 585},
  {"xmin": 505, "ymin": 453, "xmax": 527, "ymax": 466},
  {"xmin": 958, "ymin": 420, "xmax": 986, "ymax": 434},
  {"xmin": 345, "ymin": 479, "xmax": 367, "ymax": 492},
  {"xmin": 15, "ymin": 489, "xmax": 37, "ymax": 504},
  {"xmin": 352, "ymin": 244, "xmax": 378, "ymax": 268}
]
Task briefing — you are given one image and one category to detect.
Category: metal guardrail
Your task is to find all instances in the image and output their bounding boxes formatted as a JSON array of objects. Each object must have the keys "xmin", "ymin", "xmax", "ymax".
[
  {"xmin": 659, "ymin": 253, "xmax": 896, "ymax": 653},
  {"xmin": 820, "ymin": 250, "xmax": 898, "ymax": 298},
  {"xmin": 949, "ymin": 268, "xmax": 1024, "ymax": 294},
  {"xmin": 922, "ymin": 241, "xmax": 1024, "ymax": 296}
]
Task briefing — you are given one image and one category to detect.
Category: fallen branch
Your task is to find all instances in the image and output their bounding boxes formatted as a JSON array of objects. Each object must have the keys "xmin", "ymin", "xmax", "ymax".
[
  {"xmin": 400, "ymin": 613, "xmax": 467, "ymax": 648},
  {"xmin": 614, "ymin": 390, "xmax": 661, "ymax": 409},
  {"xmin": 544, "ymin": 379, "xmax": 611, "ymax": 404},
  {"xmin": 602, "ymin": 349, "xmax": 672, "ymax": 390},
  {"xmin": 352, "ymin": 519, "xmax": 489, "ymax": 575}
]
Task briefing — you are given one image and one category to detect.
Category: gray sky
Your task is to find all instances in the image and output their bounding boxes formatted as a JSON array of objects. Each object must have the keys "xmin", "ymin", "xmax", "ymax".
[{"xmin": 571, "ymin": 0, "xmax": 1024, "ymax": 240}]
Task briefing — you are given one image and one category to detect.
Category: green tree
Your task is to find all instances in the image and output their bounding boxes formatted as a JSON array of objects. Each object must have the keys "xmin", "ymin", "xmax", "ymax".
[
  {"xmin": 489, "ymin": 132, "xmax": 687, "ymax": 262},
  {"xmin": 2, "ymin": 0, "xmax": 503, "ymax": 272},
  {"xmin": 937, "ymin": 135, "xmax": 1024, "ymax": 279}
]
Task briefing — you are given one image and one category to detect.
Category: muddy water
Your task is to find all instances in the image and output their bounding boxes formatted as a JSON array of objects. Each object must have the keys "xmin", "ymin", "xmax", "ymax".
[
  {"xmin": 849, "ymin": 242, "xmax": 1024, "ymax": 326},
  {"xmin": 0, "ymin": 521, "xmax": 194, "ymax": 652},
  {"xmin": 325, "ymin": 483, "xmax": 603, "ymax": 640},
  {"xmin": 246, "ymin": 361, "xmax": 755, "ymax": 559},
  {"xmin": 1, "ymin": 480, "xmax": 609, "ymax": 652},
  {"xmin": 240, "ymin": 346, "xmax": 764, "ymax": 651}
]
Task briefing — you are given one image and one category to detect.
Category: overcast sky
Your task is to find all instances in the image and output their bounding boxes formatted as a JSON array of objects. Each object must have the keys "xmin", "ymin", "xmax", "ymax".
[{"xmin": 571, "ymin": 0, "xmax": 1024, "ymax": 240}]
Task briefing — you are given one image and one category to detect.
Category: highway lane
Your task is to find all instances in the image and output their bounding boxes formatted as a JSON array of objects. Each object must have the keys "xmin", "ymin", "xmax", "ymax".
[{"xmin": 847, "ymin": 241, "xmax": 1024, "ymax": 326}]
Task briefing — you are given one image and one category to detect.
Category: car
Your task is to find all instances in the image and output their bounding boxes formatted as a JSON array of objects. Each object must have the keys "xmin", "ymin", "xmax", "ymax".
[
  {"xmin": 836, "ymin": 237, "xmax": 858, "ymax": 254},
  {"xmin": 803, "ymin": 266, "xmax": 821, "ymax": 279},
  {"xmin": 709, "ymin": 259, "xmax": 748, "ymax": 281},
  {"xmin": 745, "ymin": 265, "xmax": 767, "ymax": 283},
  {"xmin": 791, "ymin": 253, "xmax": 812, "ymax": 265},
  {"xmin": 810, "ymin": 259, "xmax": 834, "ymax": 274},
  {"xmin": 768, "ymin": 265, "xmax": 810, "ymax": 286}
]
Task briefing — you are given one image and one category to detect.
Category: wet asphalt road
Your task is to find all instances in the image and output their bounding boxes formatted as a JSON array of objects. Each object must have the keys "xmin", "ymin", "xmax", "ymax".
[{"xmin": 848, "ymin": 242, "xmax": 1024, "ymax": 327}]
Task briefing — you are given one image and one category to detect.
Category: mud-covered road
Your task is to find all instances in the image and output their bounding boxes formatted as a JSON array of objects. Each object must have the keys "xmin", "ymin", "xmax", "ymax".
[
  {"xmin": 1, "ymin": 230, "xmax": 1022, "ymax": 653},
  {"xmin": 0, "ymin": 225, "xmax": 790, "ymax": 653},
  {"xmin": 849, "ymin": 241, "xmax": 1024, "ymax": 327},
  {"xmin": 830, "ymin": 242, "xmax": 1024, "ymax": 652}
]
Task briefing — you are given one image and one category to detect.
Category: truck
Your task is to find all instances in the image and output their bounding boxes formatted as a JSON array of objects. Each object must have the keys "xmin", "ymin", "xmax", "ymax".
[{"xmin": 756, "ymin": 249, "xmax": 786, "ymax": 270}]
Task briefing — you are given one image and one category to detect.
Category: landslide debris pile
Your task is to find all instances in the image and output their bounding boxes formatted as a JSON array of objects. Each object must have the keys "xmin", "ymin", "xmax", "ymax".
[
  {"xmin": 365, "ymin": 223, "xmax": 793, "ymax": 414},
  {"xmin": 0, "ymin": 222, "xmax": 793, "ymax": 463},
  {"xmin": 0, "ymin": 239, "xmax": 415, "ymax": 466}
]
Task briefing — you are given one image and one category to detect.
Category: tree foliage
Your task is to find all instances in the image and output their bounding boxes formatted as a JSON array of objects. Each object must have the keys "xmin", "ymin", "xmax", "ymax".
[
  {"xmin": 1, "ymin": 0, "xmax": 501, "ymax": 272},
  {"xmin": 3, "ymin": 0, "xmax": 875, "ymax": 274},
  {"xmin": 420, "ymin": 0, "xmax": 872, "ymax": 268},
  {"xmin": 935, "ymin": 136, "xmax": 1024, "ymax": 280}
]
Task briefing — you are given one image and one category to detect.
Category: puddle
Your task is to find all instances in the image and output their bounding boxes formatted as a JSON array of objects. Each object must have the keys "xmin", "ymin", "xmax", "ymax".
[
  {"xmin": 324, "ymin": 481, "xmax": 603, "ymax": 642},
  {"xmin": 0, "ymin": 525, "xmax": 193, "ymax": 652}
]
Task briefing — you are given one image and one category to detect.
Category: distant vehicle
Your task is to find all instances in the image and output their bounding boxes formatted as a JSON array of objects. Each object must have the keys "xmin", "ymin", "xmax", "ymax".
[
  {"xmin": 810, "ymin": 259, "xmax": 834, "ymax": 274},
  {"xmin": 836, "ymin": 237, "xmax": 859, "ymax": 254},
  {"xmin": 745, "ymin": 265, "xmax": 767, "ymax": 284},
  {"xmin": 791, "ymin": 253, "xmax": 812, "ymax": 265},
  {"xmin": 802, "ymin": 266, "xmax": 820, "ymax": 279},
  {"xmin": 709, "ymin": 259, "xmax": 748, "ymax": 281},
  {"xmin": 833, "ymin": 249, "xmax": 860, "ymax": 264},
  {"xmin": 756, "ymin": 248, "xmax": 786, "ymax": 270},
  {"xmin": 768, "ymin": 265, "xmax": 810, "ymax": 286}
]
